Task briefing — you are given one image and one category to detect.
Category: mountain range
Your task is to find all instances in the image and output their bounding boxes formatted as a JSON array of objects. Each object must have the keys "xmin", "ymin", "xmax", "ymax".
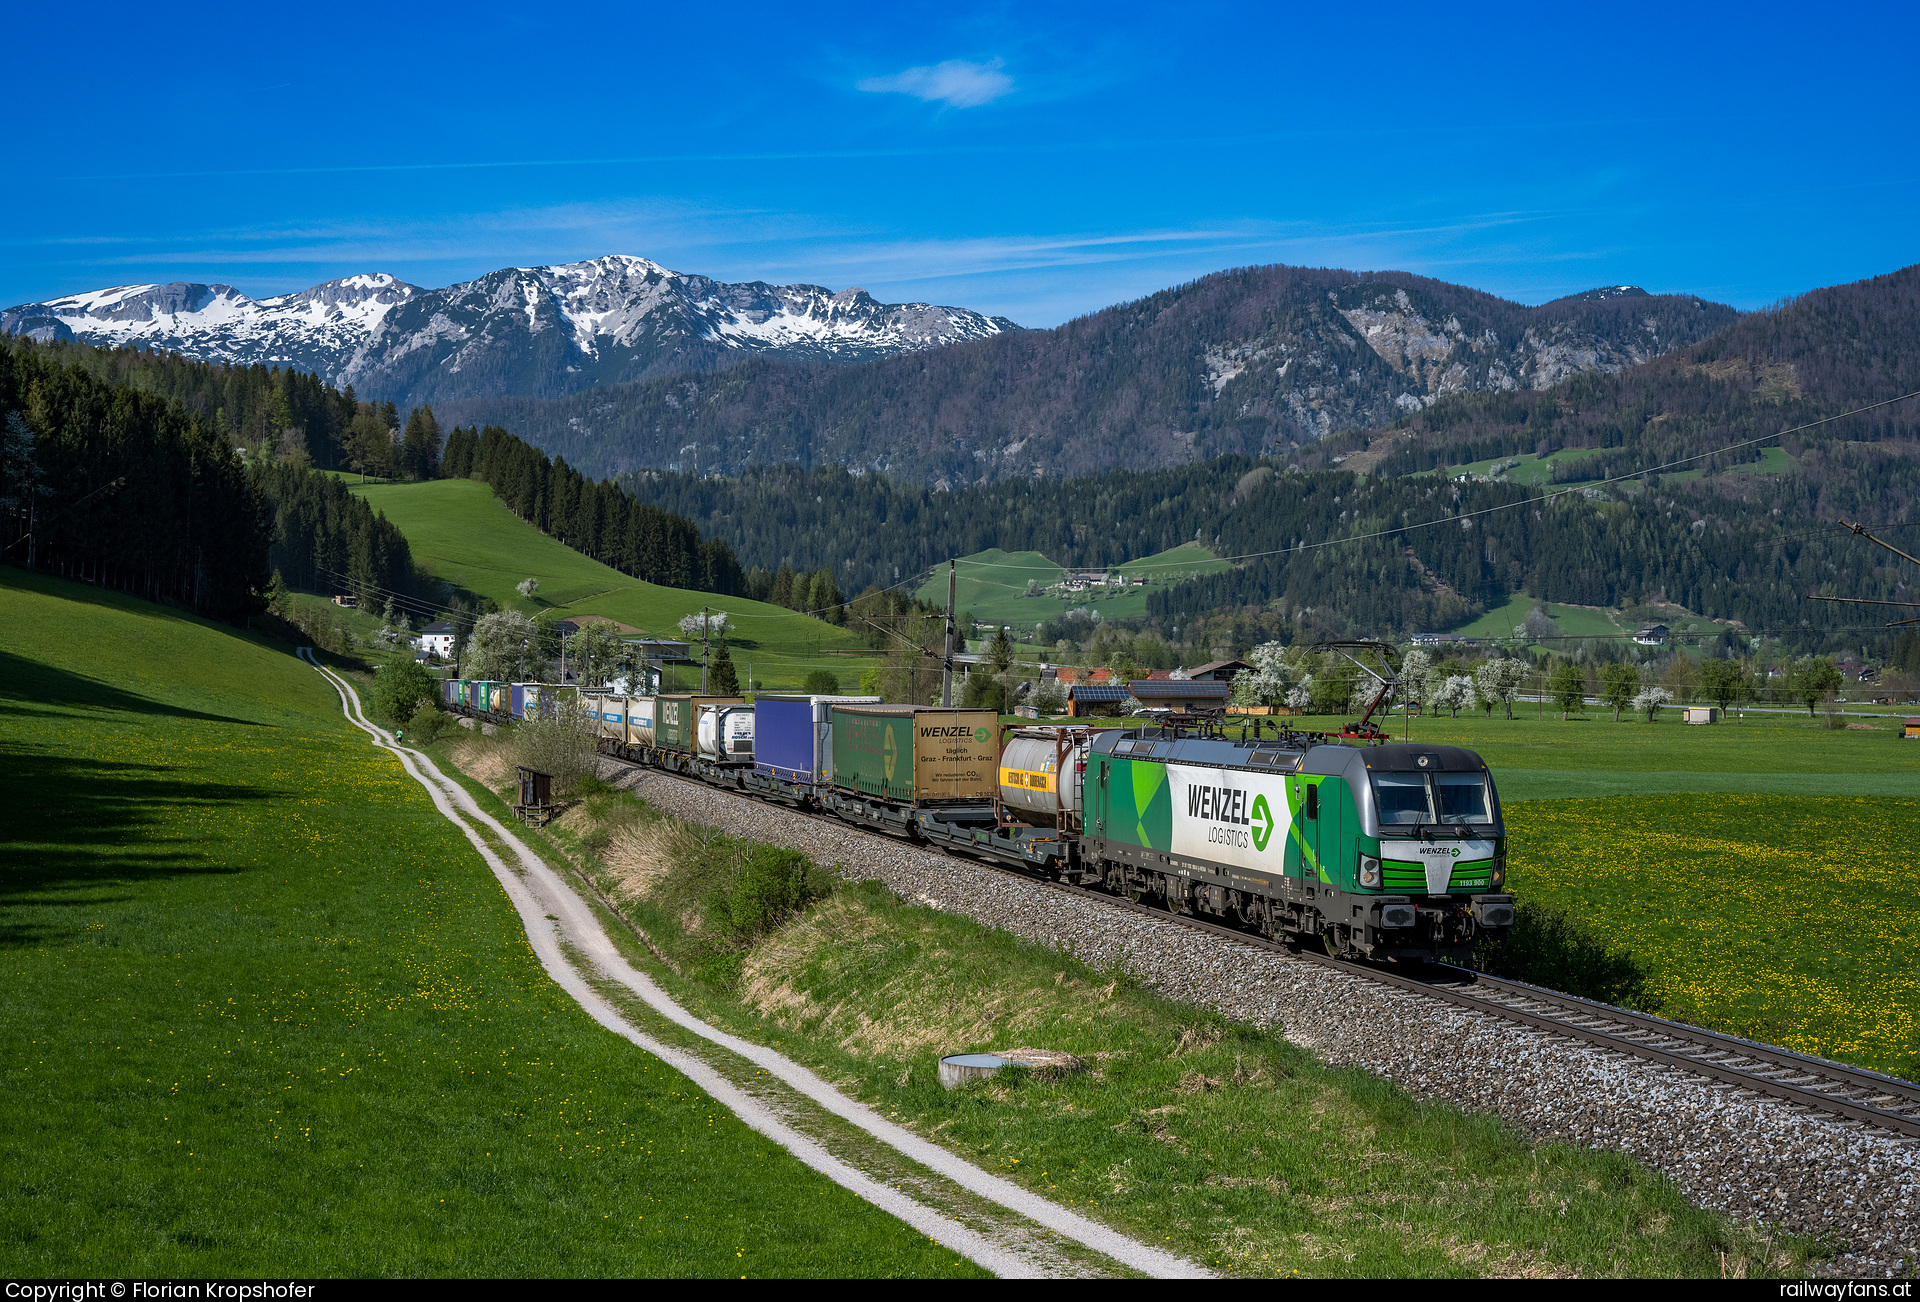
[
  {"xmin": 5, "ymin": 256, "xmax": 1740, "ymax": 487},
  {"xmin": 0, "ymin": 255, "xmax": 1017, "ymax": 404},
  {"xmin": 433, "ymin": 266, "xmax": 1736, "ymax": 485}
]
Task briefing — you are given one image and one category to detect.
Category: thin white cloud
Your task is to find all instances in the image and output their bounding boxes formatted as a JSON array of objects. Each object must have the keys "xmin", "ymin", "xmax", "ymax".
[{"xmin": 857, "ymin": 58, "xmax": 1012, "ymax": 108}]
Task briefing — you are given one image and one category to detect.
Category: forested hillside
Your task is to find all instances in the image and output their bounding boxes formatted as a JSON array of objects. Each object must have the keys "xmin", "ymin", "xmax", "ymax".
[
  {"xmin": 439, "ymin": 266, "xmax": 1733, "ymax": 486},
  {"xmin": 626, "ymin": 456, "xmax": 1911, "ymax": 646},
  {"xmin": 0, "ymin": 344, "xmax": 267, "ymax": 620},
  {"xmin": 0, "ymin": 336, "xmax": 750, "ymax": 614},
  {"xmin": 441, "ymin": 424, "xmax": 744, "ymax": 596},
  {"xmin": 1373, "ymin": 264, "xmax": 1920, "ymax": 503}
]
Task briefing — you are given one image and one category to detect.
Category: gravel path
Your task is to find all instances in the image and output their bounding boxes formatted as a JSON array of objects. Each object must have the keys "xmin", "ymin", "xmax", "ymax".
[
  {"xmin": 622, "ymin": 767, "xmax": 1920, "ymax": 1277},
  {"xmin": 317, "ymin": 659, "xmax": 1212, "ymax": 1278}
]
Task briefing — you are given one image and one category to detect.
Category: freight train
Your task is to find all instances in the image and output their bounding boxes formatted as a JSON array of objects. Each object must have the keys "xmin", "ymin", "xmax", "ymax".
[{"xmin": 439, "ymin": 679, "xmax": 1514, "ymax": 962}]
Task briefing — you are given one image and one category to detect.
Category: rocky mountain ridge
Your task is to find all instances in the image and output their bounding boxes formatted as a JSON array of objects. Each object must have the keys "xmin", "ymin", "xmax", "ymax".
[
  {"xmin": 436, "ymin": 266, "xmax": 1737, "ymax": 485},
  {"xmin": 0, "ymin": 255, "xmax": 1016, "ymax": 404}
]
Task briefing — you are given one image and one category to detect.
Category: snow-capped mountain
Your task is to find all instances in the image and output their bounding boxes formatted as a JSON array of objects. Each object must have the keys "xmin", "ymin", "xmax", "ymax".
[
  {"xmin": 0, "ymin": 274, "xmax": 419, "ymax": 381},
  {"xmin": 1, "ymin": 255, "xmax": 1018, "ymax": 405}
]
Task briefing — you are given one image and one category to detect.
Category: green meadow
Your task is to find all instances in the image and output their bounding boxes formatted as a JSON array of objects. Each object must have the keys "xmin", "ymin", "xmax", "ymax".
[
  {"xmin": 347, "ymin": 477, "xmax": 878, "ymax": 689},
  {"xmin": 920, "ymin": 543, "xmax": 1232, "ymax": 628},
  {"xmin": 0, "ymin": 567, "xmax": 974, "ymax": 1276}
]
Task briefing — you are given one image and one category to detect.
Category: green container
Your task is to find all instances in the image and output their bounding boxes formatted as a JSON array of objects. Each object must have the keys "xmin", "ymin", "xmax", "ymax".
[
  {"xmin": 654, "ymin": 694, "xmax": 744, "ymax": 754},
  {"xmin": 829, "ymin": 705, "xmax": 1000, "ymax": 803}
]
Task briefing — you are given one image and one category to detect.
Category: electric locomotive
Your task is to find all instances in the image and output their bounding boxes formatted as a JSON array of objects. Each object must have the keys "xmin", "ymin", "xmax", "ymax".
[{"xmin": 1084, "ymin": 728, "xmax": 1513, "ymax": 960}]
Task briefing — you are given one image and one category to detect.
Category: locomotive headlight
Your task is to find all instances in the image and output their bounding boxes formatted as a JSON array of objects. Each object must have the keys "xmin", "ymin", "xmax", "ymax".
[
  {"xmin": 1358, "ymin": 855, "xmax": 1382, "ymax": 888},
  {"xmin": 1491, "ymin": 851, "xmax": 1507, "ymax": 888}
]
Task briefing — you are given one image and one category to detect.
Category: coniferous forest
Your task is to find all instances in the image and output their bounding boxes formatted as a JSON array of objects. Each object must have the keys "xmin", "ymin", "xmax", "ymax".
[
  {"xmin": 0, "ymin": 342, "xmax": 268, "ymax": 621},
  {"xmin": 0, "ymin": 337, "xmax": 749, "ymax": 622}
]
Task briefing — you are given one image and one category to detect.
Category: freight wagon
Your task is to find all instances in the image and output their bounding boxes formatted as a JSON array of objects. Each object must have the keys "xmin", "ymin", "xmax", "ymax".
[
  {"xmin": 749, "ymin": 695, "xmax": 883, "ymax": 802},
  {"xmin": 819, "ymin": 705, "xmax": 1001, "ymax": 834}
]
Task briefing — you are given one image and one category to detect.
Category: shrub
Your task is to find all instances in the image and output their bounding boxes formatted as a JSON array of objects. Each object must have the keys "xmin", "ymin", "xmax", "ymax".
[
  {"xmin": 1471, "ymin": 901, "xmax": 1661, "ymax": 1010},
  {"xmin": 802, "ymin": 669, "xmax": 841, "ymax": 695},
  {"xmin": 706, "ymin": 847, "xmax": 825, "ymax": 946},
  {"xmin": 369, "ymin": 658, "xmax": 438, "ymax": 728},
  {"xmin": 507, "ymin": 701, "xmax": 598, "ymax": 797},
  {"xmin": 405, "ymin": 707, "xmax": 451, "ymax": 745}
]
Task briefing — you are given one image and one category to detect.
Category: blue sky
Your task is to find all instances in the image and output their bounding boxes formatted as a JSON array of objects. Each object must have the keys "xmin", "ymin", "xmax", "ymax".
[{"xmin": 5, "ymin": 1, "xmax": 1916, "ymax": 324}]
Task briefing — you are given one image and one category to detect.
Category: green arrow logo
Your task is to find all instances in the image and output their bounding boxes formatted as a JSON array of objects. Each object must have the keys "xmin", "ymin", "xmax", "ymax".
[
  {"xmin": 974, "ymin": 727, "xmax": 991, "ymax": 742},
  {"xmin": 1250, "ymin": 794, "xmax": 1275, "ymax": 852}
]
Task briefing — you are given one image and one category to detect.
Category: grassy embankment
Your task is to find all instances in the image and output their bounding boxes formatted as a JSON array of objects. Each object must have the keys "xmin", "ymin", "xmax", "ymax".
[
  {"xmin": 919, "ymin": 544, "xmax": 1232, "ymax": 629},
  {"xmin": 346, "ymin": 477, "xmax": 877, "ymax": 690},
  {"xmin": 0, "ymin": 566, "xmax": 977, "ymax": 1277},
  {"xmin": 421, "ymin": 728, "xmax": 1813, "ymax": 1278}
]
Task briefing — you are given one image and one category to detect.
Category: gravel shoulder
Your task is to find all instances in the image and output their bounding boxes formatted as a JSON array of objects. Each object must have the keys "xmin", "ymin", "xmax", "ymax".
[{"xmin": 621, "ymin": 765, "xmax": 1920, "ymax": 1278}]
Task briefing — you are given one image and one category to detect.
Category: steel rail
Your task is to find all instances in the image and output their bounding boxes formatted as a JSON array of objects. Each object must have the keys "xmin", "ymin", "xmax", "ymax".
[{"xmin": 593, "ymin": 750, "xmax": 1920, "ymax": 1139}]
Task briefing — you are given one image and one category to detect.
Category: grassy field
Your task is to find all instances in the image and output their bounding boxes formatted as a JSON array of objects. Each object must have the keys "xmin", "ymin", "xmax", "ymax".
[
  {"xmin": 1446, "ymin": 595, "xmax": 1631, "ymax": 642},
  {"xmin": 346, "ymin": 477, "xmax": 878, "ymax": 689},
  {"xmin": 1661, "ymin": 446, "xmax": 1797, "ymax": 485},
  {"xmin": 0, "ymin": 567, "xmax": 975, "ymax": 1276},
  {"xmin": 923, "ymin": 544, "xmax": 1232, "ymax": 629},
  {"xmin": 1505, "ymin": 795, "xmax": 1918, "ymax": 1077},
  {"xmin": 427, "ymin": 744, "xmax": 1808, "ymax": 1277},
  {"xmin": 1434, "ymin": 447, "xmax": 1606, "ymax": 487}
]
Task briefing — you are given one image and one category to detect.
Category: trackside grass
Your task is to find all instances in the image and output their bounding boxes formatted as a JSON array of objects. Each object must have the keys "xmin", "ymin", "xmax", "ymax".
[
  {"xmin": 433, "ymin": 737, "xmax": 1812, "ymax": 1278},
  {"xmin": 345, "ymin": 478, "xmax": 877, "ymax": 688},
  {"xmin": 0, "ymin": 567, "xmax": 977, "ymax": 1277}
]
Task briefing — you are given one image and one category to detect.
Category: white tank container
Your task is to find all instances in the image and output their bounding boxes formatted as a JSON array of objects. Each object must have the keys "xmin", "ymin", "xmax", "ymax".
[
  {"xmin": 697, "ymin": 704, "xmax": 755, "ymax": 759},
  {"xmin": 596, "ymin": 695, "xmax": 627, "ymax": 741}
]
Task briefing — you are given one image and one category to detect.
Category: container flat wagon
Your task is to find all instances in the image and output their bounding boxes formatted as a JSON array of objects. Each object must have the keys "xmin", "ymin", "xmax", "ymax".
[
  {"xmin": 745, "ymin": 694, "xmax": 883, "ymax": 804},
  {"xmin": 819, "ymin": 704, "xmax": 1001, "ymax": 836}
]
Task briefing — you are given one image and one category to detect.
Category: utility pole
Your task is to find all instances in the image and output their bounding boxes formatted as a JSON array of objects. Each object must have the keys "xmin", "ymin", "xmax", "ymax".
[
  {"xmin": 701, "ymin": 606, "xmax": 711, "ymax": 694},
  {"xmin": 940, "ymin": 560, "xmax": 956, "ymax": 707}
]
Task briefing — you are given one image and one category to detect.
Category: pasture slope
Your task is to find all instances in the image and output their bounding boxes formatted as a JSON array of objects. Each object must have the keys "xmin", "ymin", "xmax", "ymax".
[
  {"xmin": 920, "ymin": 543, "xmax": 1232, "ymax": 628},
  {"xmin": 346, "ymin": 477, "xmax": 878, "ymax": 689},
  {"xmin": 0, "ymin": 566, "xmax": 973, "ymax": 1276}
]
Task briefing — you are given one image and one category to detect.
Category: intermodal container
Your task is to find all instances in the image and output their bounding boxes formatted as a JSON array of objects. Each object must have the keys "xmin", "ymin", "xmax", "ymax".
[
  {"xmin": 595, "ymin": 695, "xmax": 628, "ymax": 740},
  {"xmin": 509, "ymin": 684, "xmax": 529, "ymax": 719},
  {"xmin": 829, "ymin": 705, "xmax": 1000, "ymax": 804},
  {"xmin": 654, "ymin": 694, "xmax": 745, "ymax": 754},
  {"xmin": 754, "ymin": 695, "xmax": 882, "ymax": 785},
  {"xmin": 625, "ymin": 697, "xmax": 656, "ymax": 747}
]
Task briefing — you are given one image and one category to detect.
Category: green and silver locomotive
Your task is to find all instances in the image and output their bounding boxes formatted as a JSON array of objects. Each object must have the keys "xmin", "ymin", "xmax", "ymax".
[{"xmin": 1085, "ymin": 731, "xmax": 1513, "ymax": 961}]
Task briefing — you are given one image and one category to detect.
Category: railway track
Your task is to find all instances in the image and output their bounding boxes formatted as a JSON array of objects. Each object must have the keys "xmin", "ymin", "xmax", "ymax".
[{"xmin": 614, "ymin": 759, "xmax": 1920, "ymax": 1142}]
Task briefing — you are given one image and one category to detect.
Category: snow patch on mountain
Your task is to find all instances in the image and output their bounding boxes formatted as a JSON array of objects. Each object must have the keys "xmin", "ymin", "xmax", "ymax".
[{"xmin": 3, "ymin": 255, "xmax": 1017, "ymax": 405}]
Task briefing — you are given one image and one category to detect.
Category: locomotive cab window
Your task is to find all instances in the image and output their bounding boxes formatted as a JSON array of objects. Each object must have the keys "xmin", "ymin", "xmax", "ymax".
[
  {"xmin": 1434, "ymin": 773, "xmax": 1491, "ymax": 825},
  {"xmin": 1370, "ymin": 770, "xmax": 1496, "ymax": 828},
  {"xmin": 1372, "ymin": 772, "xmax": 1431, "ymax": 826}
]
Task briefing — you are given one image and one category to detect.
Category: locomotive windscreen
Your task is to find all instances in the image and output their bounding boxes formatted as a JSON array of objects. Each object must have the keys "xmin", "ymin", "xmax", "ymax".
[
  {"xmin": 1373, "ymin": 773, "xmax": 1430, "ymax": 826},
  {"xmin": 1433, "ymin": 773, "xmax": 1492, "ymax": 824},
  {"xmin": 1369, "ymin": 772, "xmax": 1494, "ymax": 827}
]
